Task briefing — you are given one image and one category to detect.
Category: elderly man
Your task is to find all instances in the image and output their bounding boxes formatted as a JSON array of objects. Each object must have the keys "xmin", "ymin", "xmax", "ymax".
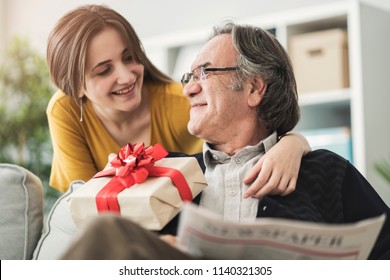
[{"xmin": 61, "ymin": 23, "xmax": 390, "ymax": 260}]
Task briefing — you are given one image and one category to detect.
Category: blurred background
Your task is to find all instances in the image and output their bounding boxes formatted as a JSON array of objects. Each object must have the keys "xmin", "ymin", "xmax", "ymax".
[
  {"xmin": 1, "ymin": 0, "xmax": 390, "ymax": 212},
  {"xmin": 2, "ymin": 0, "xmax": 390, "ymax": 54}
]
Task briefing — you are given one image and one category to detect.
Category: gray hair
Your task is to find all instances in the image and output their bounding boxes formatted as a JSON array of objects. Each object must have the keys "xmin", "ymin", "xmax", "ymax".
[{"xmin": 210, "ymin": 22, "xmax": 300, "ymax": 136}]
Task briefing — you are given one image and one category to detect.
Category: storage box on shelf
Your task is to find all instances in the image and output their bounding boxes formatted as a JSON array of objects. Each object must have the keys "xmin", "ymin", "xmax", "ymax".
[
  {"xmin": 290, "ymin": 28, "xmax": 349, "ymax": 93},
  {"xmin": 143, "ymin": 0, "xmax": 390, "ymax": 204}
]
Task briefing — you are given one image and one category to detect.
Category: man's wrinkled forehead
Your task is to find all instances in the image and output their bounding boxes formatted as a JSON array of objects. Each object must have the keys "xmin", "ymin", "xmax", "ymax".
[{"xmin": 191, "ymin": 34, "xmax": 236, "ymax": 70}]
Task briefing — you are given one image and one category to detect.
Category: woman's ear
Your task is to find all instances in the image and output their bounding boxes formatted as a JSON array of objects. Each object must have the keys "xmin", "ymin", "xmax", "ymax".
[
  {"xmin": 248, "ymin": 76, "xmax": 266, "ymax": 107},
  {"xmin": 78, "ymin": 91, "xmax": 85, "ymax": 99}
]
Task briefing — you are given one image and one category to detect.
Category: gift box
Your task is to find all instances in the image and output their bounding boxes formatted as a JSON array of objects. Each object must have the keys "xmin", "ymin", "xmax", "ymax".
[{"xmin": 69, "ymin": 143, "xmax": 207, "ymax": 230}]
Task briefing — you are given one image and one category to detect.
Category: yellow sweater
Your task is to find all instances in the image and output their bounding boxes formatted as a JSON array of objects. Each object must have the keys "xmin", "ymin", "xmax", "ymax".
[{"xmin": 46, "ymin": 82, "xmax": 203, "ymax": 192}]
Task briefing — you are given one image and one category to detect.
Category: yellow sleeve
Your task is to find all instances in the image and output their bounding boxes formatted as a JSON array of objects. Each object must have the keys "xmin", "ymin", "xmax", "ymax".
[
  {"xmin": 148, "ymin": 83, "xmax": 203, "ymax": 155},
  {"xmin": 47, "ymin": 91, "xmax": 120, "ymax": 192}
]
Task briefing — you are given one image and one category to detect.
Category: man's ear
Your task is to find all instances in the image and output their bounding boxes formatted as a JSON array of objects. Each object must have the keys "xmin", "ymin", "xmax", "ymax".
[{"xmin": 248, "ymin": 76, "xmax": 266, "ymax": 107}]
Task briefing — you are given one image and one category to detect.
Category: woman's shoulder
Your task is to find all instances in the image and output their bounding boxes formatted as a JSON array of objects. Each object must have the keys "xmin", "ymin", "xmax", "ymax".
[
  {"xmin": 146, "ymin": 82, "xmax": 184, "ymax": 98},
  {"xmin": 47, "ymin": 90, "xmax": 78, "ymax": 117}
]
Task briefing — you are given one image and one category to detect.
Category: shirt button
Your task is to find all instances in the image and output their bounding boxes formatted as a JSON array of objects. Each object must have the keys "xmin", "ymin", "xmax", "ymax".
[
  {"xmin": 263, "ymin": 206, "xmax": 267, "ymax": 211},
  {"xmin": 235, "ymin": 158, "xmax": 241, "ymax": 164},
  {"xmin": 229, "ymin": 190, "xmax": 237, "ymax": 196},
  {"xmin": 212, "ymin": 154, "xmax": 219, "ymax": 160}
]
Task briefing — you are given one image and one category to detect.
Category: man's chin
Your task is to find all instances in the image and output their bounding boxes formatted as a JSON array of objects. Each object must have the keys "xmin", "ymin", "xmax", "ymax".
[{"xmin": 187, "ymin": 123, "xmax": 202, "ymax": 138}]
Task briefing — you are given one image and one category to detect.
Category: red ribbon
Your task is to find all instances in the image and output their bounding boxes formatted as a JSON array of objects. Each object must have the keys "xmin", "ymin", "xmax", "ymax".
[{"xmin": 93, "ymin": 143, "xmax": 193, "ymax": 213}]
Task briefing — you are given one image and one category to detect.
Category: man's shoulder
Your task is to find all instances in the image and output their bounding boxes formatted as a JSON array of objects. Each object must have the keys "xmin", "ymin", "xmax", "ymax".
[
  {"xmin": 302, "ymin": 149, "xmax": 349, "ymax": 170},
  {"xmin": 304, "ymin": 148, "xmax": 348, "ymax": 159},
  {"xmin": 298, "ymin": 149, "xmax": 350, "ymax": 191}
]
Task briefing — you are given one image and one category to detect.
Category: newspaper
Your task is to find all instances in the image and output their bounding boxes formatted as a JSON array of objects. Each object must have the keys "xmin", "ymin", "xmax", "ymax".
[{"xmin": 176, "ymin": 203, "xmax": 385, "ymax": 260}]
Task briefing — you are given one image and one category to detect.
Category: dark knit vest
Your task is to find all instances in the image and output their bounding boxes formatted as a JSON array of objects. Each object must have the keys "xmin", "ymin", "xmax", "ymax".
[{"xmin": 258, "ymin": 149, "xmax": 347, "ymax": 223}]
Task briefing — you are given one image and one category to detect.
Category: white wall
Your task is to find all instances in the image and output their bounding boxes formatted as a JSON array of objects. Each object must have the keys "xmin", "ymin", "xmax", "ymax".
[{"xmin": 2, "ymin": 0, "xmax": 390, "ymax": 55}]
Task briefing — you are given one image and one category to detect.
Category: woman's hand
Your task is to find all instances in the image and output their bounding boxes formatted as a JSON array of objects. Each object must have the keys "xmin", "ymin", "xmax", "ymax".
[
  {"xmin": 243, "ymin": 132, "xmax": 311, "ymax": 198},
  {"xmin": 160, "ymin": 234, "xmax": 177, "ymax": 247}
]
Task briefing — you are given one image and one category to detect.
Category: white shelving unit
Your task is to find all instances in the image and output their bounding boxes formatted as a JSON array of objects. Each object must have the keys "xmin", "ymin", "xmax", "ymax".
[{"xmin": 143, "ymin": 0, "xmax": 390, "ymax": 204}]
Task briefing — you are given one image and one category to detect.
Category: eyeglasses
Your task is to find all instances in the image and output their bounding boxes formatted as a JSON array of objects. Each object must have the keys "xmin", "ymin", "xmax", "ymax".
[{"xmin": 181, "ymin": 66, "xmax": 240, "ymax": 86}]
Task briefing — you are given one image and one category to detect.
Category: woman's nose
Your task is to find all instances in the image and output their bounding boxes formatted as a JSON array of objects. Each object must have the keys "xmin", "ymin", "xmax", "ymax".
[{"xmin": 116, "ymin": 64, "xmax": 133, "ymax": 84}]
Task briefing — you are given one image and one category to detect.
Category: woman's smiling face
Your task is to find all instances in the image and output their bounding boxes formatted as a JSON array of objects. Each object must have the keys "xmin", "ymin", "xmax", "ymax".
[{"xmin": 82, "ymin": 27, "xmax": 145, "ymax": 114}]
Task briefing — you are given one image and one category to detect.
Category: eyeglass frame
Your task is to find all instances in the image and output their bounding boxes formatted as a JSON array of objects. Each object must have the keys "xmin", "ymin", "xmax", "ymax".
[{"xmin": 181, "ymin": 66, "xmax": 240, "ymax": 86}]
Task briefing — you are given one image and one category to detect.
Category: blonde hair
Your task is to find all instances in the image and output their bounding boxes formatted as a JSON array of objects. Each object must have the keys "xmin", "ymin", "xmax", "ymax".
[{"xmin": 47, "ymin": 4, "xmax": 172, "ymax": 102}]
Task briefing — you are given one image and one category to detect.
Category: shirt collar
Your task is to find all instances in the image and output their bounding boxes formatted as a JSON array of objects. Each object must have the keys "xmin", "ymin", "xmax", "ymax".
[{"xmin": 203, "ymin": 132, "xmax": 278, "ymax": 168}]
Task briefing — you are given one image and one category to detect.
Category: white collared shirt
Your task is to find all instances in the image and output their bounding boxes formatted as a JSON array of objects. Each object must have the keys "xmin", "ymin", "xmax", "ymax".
[{"xmin": 199, "ymin": 132, "xmax": 277, "ymax": 223}]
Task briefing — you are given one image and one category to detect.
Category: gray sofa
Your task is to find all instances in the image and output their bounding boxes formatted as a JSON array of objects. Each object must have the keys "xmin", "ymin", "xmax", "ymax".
[{"xmin": 0, "ymin": 163, "xmax": 81, "ymax": 260}]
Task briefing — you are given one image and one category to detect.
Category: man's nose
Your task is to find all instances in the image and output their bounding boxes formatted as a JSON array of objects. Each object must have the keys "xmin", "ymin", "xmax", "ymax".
[{"xmin": 183, "ymin": 79, "xmax": 202, "ymax": 98}]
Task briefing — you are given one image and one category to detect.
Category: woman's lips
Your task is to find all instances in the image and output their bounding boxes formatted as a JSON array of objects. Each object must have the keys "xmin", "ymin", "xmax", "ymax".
[{"xmin": 112, "ymin": 84, "xmax": 135, "ymax": 95}]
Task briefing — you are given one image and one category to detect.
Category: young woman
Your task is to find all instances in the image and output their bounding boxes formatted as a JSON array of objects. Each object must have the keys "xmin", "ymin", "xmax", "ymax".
[{"xmin": 46, "ymin": 4, "xmax": 310, "ymax": 194}]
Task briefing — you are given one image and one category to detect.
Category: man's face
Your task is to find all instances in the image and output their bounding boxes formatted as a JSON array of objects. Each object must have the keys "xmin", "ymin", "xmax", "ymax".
[{"xmin": 183, "ymin": 34, "xmax": 252, "ymax": 145}]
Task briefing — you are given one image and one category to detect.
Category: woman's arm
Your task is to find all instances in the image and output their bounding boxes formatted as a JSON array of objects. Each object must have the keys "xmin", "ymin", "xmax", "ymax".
[
  {"xmin": 243, "ymin": 131, "xmax": 311, "ymax": 198},
  {"xmin": 47, "ymin": 93, "xmax": 98, "ymax": 192}
]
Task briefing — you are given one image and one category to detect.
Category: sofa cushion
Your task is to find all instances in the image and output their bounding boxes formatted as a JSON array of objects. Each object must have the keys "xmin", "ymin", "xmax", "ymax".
[
  {"xmin": 0, "ymin": 163, "xmax": 44, "ymax": 260},
  {"xmin": 33, "ymin": 180, "xmax": 84, "ymax": 259}
]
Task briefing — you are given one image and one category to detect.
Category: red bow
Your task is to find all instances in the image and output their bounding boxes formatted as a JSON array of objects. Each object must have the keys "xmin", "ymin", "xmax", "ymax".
[{"xmin": 94, "ymin": 143, "xmax": 193, "ymax": 213}]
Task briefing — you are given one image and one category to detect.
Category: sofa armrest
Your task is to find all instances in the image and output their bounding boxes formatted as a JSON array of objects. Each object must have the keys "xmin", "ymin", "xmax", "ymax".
[{"xmin": 0, "ymin": 164, "xmax": 44, "ymax": 259}]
